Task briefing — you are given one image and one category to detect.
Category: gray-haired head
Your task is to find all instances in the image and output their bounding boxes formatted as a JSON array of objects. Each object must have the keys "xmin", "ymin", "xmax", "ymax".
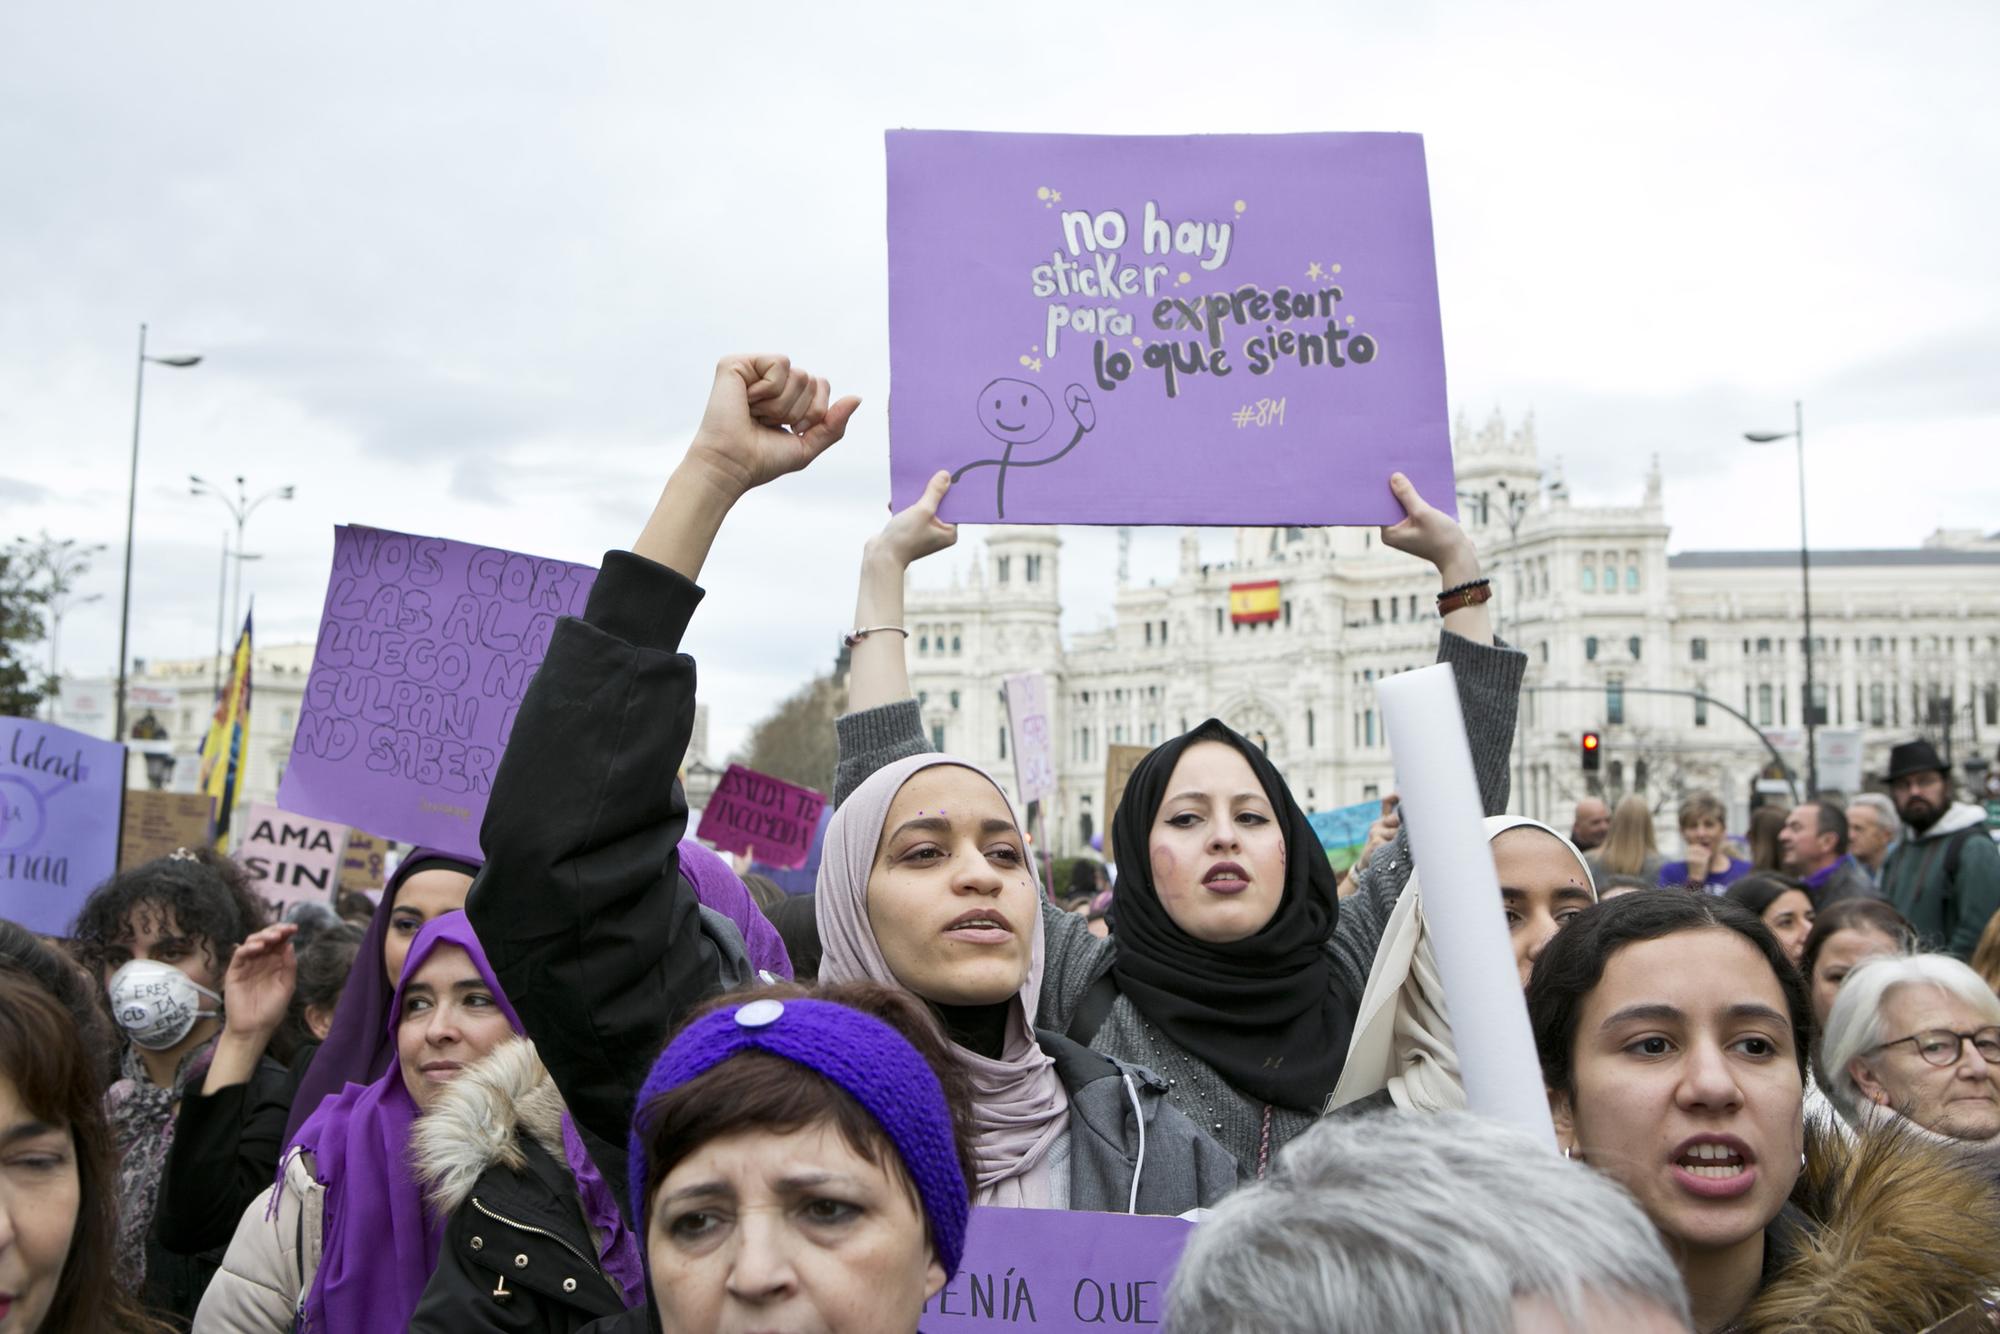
[
  {"xmin": 1821, "ymin": 953, "xmax": 2000, "ymax": 1120},
  {"xmin": 1845, "ymin": 792, "xmax": 1901, "ymax": 847},
  {"xmin": 1165, "ymin": 1111, "xmax": 1691, "ymax": 1334}
]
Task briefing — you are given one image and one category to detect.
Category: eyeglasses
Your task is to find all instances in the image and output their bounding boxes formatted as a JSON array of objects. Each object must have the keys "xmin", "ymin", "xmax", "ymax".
[{"xmin": 1867, "ymin": 1027, "xmax": 2000, "ymax": 1068}]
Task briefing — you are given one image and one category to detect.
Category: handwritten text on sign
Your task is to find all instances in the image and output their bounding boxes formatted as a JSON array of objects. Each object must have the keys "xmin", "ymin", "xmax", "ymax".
[
  {"xmin": 1, "ymin": 718, "xmax": 125, "ymax": 935},
  {"xmin": 277, "ymin": 526, "xmax": 597, "ymax": 858},
  {"xmin": 240, "ymin": 802, "xmax": 349, "ymax": 913},
  {"xmin": 1004, "ymin": 672, "xmax": 1057, "ymax": 804},
  {"xmin": 695, "ymin": 765, "xmax": 827, "ymax": 870},
  {"xmin": 887, "ymin": 131, "xmax": 1453, "ymax": 526},
  {"xmin": 923, "ymin": 1206, "xmax": 1192, "ymax": 1330},
  {"xmin": 339, "ymin": 829, "xmax": 388, "ymax": 893}
]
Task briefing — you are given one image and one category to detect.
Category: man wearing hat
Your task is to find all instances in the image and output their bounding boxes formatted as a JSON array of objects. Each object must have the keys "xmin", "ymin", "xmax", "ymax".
[{"xmin": 1878, "ymin": 739, "xmax": 2000, "ymax": 959}]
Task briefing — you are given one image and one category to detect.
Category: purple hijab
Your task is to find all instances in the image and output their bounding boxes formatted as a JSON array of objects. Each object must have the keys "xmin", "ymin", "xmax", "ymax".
[
  {"xmin": 679, "ymin": 839, "xmax": 793, "ymax": 980},
  {"xmin": 285, "ymin": 912, "xmax": 641, "ymax": 1330},
  {"xmin": 283, "ymin": 849, "xmax": 481, "ymax": 1144}
]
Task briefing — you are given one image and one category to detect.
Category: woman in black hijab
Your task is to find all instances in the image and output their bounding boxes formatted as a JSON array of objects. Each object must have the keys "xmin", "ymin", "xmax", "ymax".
[
  {"xmin": 1104, "ymin": 719, "xmax": 1353, "ymax": 1116},
  {"xmin": 835, "ymin": 471, "xmax": 1526, "ymax": 1178}
]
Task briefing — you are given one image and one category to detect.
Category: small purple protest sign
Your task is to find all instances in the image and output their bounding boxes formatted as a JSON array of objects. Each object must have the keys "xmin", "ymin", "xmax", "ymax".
[
  {"xmin": 1003, "ymin": 672, "xmax": 1056, "ymax": 804},
  {"xmin": 887, "ymin": 130, "xmax": 1454, "ymax": 526},
  {"xmin": 923, "ymin": 1206, "xmax": 1192, "ymax": 1330},
  {"xmin": 1, "ymin": 717, "xmax": 126, "ymax": 934},
  {"xmin": 695, "ymin": 765, "xmax": 827, "ymax": 870},
  {"xmin": 277, "ymin": 526, "xmax": 597, "ymax": 859}
]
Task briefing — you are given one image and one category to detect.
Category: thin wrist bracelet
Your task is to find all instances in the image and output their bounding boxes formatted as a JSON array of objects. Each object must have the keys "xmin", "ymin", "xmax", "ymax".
[{"xmin": 843, "ymin": 625, "xmax": 910, "ymax": 648}]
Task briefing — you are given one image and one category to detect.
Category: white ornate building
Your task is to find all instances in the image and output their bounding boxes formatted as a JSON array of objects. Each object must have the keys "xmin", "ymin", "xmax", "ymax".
[{"xmin": 904, "ymin": 413, "xmax": 2000, "ymax": 854}]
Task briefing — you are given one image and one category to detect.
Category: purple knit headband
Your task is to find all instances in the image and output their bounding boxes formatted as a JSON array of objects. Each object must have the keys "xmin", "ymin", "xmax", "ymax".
[{"xmin": 628, "ymin": 997, "xmax": 970, "ymax": 1275}]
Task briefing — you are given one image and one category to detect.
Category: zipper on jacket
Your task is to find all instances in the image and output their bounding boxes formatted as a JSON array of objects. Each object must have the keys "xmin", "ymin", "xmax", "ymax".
[{"xmin": 470, "ymin": 1196, "xmax": 618, "ymax": 1299}]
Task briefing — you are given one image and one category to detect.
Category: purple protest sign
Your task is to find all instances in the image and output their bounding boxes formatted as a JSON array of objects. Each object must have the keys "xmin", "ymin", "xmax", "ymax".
[
  {"xmin": 887, "ymin": 130, "xmax": 1455, "ymax": 526},
  {"xmin": 277, "ymin": 526, "xmax": 597, "ymax": 859},
  {"xmin": 1003, "ymin": 672, "xmax": 1056, "ymax": 804},
  {"xmin": 923, "ymin": 1207, "xmax": 1192, "ymax": 1330},
  {"xmin": 1, "ymin": 717, "xmax": 126, "ymax": 934},
  {"xmin": 694, "ymin": 765, "xmax": 827, "ymax": 870}
]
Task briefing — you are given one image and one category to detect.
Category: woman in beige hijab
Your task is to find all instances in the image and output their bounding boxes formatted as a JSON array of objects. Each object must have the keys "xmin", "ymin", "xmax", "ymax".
[{"xmin": 1330, "ymin": 816, "xmax": 1596, "ymax": 1114}]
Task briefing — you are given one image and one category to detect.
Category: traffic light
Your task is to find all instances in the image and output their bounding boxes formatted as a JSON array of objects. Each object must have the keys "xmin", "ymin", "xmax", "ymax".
[{"xmin": 1581, "ymin": 731, "xmax": 1602, "ymax": 772}]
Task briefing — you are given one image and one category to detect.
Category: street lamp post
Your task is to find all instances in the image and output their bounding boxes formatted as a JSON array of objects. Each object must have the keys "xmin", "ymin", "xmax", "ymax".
[
  {"xmin": 1744, "ymin": 401, "xmax": 1816, "ymax": 797},
  {"xmin": 116, "ymin": 324, "xmax": 202, "ymax": 742},
  {"xmin": 189, "ymin": 475, "xmax": 295, "ymax": 676}
]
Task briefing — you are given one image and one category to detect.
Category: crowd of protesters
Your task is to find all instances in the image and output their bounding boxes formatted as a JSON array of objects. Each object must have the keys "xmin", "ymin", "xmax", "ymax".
[{"xmin": 6, "ymin": 354, "xmax": 2000, "ymax": 1332}]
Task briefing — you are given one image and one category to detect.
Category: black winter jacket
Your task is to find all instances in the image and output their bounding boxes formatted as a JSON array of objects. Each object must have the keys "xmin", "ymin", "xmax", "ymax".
[
  {"xmin": 410, "ymin": 1038, "xmax": 633, "ymax": 1333},
  {"xmin": 145, "ymin": 1048, "xmax": 303, "ymax": 1326},
  {"xmin": 466, "ymin": 551, "xmax": 724, "ymax": 1218}
]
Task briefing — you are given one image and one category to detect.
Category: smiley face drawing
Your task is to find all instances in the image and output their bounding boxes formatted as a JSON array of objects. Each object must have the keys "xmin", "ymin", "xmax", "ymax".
[
  {"xmin": 980, "ymin": 379, "xmax": 1056, "ymax": 445},
  {"xmin": 953, "ymin": 377, "xmax": 1096, "ymax": 520}
]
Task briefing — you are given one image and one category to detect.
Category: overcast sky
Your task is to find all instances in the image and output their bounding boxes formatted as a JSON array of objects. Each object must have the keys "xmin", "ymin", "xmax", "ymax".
[{"xmin": 4, "ymin": 1, "xmax": 1995, "ymax": 759}]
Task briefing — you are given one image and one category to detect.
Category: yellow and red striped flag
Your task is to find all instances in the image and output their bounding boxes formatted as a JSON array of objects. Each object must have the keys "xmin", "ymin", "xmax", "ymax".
[
  {"xmin": 1229, "ymin": 580, "xmax": 1281, "ymax": 624},
  {"xmin": 199, "ymin": 612, "xmax": 253, "ymax": 850}
]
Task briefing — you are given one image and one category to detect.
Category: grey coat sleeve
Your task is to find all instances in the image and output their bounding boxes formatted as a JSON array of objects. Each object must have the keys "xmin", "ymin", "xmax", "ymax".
[
  {"xmin": 1325, "ymin": 631, "xmax": 1527, "ymax": 999},
  {"xmin": 1036, "ymin": 897, "xmax": 1117, "ymax": 1031},
  {"xmin": 833, "ymin": 699, "xmax": 933, "ymax": 808}
]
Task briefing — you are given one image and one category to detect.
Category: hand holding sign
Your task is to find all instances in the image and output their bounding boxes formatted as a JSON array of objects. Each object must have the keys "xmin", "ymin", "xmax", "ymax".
[
  {"xmin": 1380, "ymin": 472, "xmax": 1480, "ymax": 586},
  {"xmin": 685, "ymin": 355, "xmax": 862, "ymax": 501},
  {"xmin": 848, "ymin": 470, "xmax": 960, "ymax": 716},
  {"xmin": 868, "ymin": 470, "xmax": 959, "ymax": 570}
]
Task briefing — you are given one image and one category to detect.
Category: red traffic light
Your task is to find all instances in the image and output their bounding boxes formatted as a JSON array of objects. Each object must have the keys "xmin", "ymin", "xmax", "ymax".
[
  {"xmin": 1581, "ymin": 731, "xmax": 1602, "ymax": 772},
  {"xmin": 1582, "ymin": 732, "xmax": 1600, "ymax": 751}
]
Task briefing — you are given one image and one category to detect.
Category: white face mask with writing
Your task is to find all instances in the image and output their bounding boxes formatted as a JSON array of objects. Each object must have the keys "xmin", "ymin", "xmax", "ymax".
[{"xmin": 107, "ymin": 958, "xmax": 222, "ymax": 1051}]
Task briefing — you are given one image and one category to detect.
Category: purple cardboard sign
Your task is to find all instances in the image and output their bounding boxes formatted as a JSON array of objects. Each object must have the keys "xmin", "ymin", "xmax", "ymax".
[
  {"xmin": 922, "ymin": 1207, "xmax": 1193, "ymax": 1330},
  {"xmin": 695, "ymin": 765, "xmax": 827, "ymax": 870},
  {"xmin": 1003, "ymin": 672, "xmax": 1057, "ymax": 804},
  {"xmin": 887, "ymin": 130, "xmax": 1455, "ymax": 526},
  {"xmin": 1, "ymin": 717, "xmax": 126, "ymax": 934},
  {"xmin": 277, "ymin": 526, "xmax": 597, "ymax": 859}
]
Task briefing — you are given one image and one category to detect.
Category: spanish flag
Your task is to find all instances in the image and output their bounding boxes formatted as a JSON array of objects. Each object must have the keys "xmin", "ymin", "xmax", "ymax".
[
  {"xmin": 1229, "ymin": 580, "xmax": 1281, "ymax": 624},
  {"xmin": 199, "ymin": 611, "xmax": 253, "ymax": 850}
]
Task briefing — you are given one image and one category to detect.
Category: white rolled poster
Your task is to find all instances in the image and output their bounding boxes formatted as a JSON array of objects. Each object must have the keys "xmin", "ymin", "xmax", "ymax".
[{"xmin": 1376, "ymin": 663, "xmax": 1557, "ymax": 1150}]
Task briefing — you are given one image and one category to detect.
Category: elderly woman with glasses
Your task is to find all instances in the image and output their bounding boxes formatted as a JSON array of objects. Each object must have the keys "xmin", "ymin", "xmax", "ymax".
[{"xmin": 1822, "ymin": 953, "xmax": 2000, "ymax": 1152}]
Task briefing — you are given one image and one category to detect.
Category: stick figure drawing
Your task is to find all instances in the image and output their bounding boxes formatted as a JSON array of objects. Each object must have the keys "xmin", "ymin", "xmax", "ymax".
[{"xmin": 952, "ymin": 377, "xmax": 1096, "ymax": 520}]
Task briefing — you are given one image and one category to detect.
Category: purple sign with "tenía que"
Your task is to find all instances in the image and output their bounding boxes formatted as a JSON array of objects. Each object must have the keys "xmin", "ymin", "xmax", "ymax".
[
  {"xmin": 277, "ymin": 526, "xmax": 596, "ymax": 860},
  {"xmin": 922, "ymin": 1207, "xmax": 1194, "ymax": 1330},
  {"xmin": 887, "ymin": 130, "xmax": 1455, "ymax": 527}
]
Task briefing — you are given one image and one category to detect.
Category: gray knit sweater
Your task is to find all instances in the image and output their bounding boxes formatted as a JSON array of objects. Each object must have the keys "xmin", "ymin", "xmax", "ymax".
[{"xmin": 833, "ymin": 631, "xmax": 1525, "ymax": 1181}]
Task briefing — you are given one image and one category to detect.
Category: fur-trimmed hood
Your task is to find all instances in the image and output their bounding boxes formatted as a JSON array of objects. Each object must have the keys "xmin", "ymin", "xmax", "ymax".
[
  {"xmin": 411, "ymin": 1036, "xmax": 567, "ymax": 1215},
  {"xmin": 1738, "ymin": 1116, "xmax": 2000, "ymax": 1332}
]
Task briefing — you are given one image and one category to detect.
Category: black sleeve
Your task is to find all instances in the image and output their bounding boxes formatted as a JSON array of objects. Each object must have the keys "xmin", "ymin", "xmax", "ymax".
[
  {"xmin": 152, "ymin": 1051, "xmax": 304, "ymax": 1258},
  {"xmin": 467, "ymin": 550, "xmax": 722, "ymax": 1213}
]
